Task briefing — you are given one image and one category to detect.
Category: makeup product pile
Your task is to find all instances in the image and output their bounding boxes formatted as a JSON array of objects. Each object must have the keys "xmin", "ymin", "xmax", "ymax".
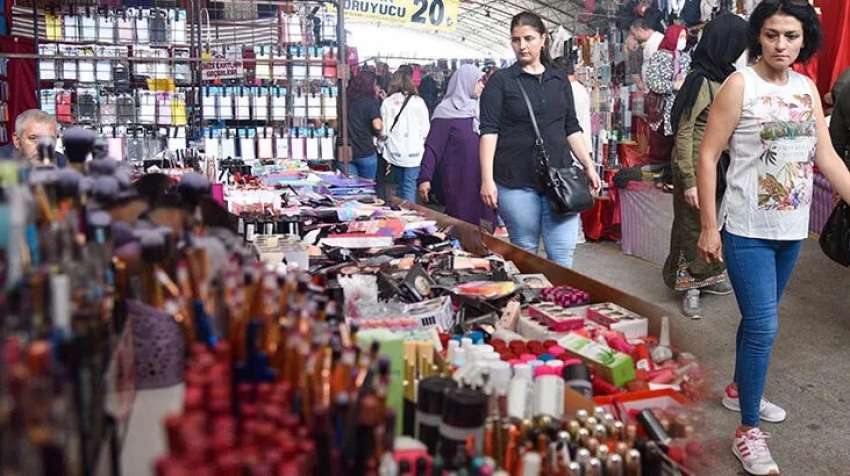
[
  {"xmin": 192, "ymin": 171, "xmax": 711, "ymax": 474},
  {"xmin": 2, "ymin": 127, "xmax": 712, "ymax": 475}
]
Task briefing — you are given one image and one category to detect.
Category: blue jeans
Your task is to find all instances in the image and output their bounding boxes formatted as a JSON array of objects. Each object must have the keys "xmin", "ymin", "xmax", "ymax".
[
  {"xmin": 497, "ymin": 185, "xmax": 579, "ymax": 268},
  {"xmin": 392, "ymin": 165, "xmax": 420, "ymax": 203},
  {"xmin": 722, "ymin": 230, "xmax": 801, "ymax": 427},
  {"xmin": 338, "ymin": 153, "xmax": 378, "ymax": 181}
]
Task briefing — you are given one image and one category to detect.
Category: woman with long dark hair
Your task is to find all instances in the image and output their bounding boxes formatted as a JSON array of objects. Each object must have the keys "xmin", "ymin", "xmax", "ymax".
[
  {"xmin": 662, "ymin": 14, "xmax": 748, "ymax": 311},
  {"xmin": 478, "ymin": 11, "xmax": 601, "ymax": 268},
  {"xmin": 340, "ymin": 71, "xmax": 383, "ymax": 180},
  {"xmin": 697, "ymin": 2, "xmax": 850, "ymax": 473}
]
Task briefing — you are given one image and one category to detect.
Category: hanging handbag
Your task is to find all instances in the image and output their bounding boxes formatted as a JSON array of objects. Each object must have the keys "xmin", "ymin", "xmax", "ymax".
[
  {"xmin": 819, "ymin": 200, "xmax": 850, "ymax": 267},
  {"xmin": 515, "ymin": 78, "xmax": 594, "ymax": 216},
  {"xmin": 707, "ymin": 83, "xmax": 731, "ymax": 198},
  {"xmin": 644, "ymin": 90, "xmax": 665, "ymax": 125}
]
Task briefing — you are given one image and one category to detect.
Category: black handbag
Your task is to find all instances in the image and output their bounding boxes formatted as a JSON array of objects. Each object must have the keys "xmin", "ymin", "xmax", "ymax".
[
  {"xmin": 515, "ymin": 78, "xmax": 594, "ymax": 216},
  {"xmin": 819, "ymin": 200, "xmax": 850, "ymax": 267},
  {"xmin": 716, "ymin": 150, "xmax": 731, "ymax": 197},
  {"xmin": 708, "ymin": 84, "xmax": 731, "ymax": 198}
]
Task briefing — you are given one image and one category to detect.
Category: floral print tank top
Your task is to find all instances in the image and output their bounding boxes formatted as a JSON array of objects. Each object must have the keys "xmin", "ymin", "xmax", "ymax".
[{"xmin": 720, "ymin": 67, "xmax": 818, "ymax": 240}]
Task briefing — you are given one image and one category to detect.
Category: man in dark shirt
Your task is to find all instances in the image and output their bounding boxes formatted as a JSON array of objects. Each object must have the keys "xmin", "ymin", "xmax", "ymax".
[{"xmin": 0, "ymin": 109, "xmax": 66, "ymax": 164}]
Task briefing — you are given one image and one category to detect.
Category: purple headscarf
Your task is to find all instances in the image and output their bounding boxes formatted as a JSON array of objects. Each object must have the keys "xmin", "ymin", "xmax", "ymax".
[{"xmin": 432, "ymin": 64, "xmax": 482, "ymax": 132}]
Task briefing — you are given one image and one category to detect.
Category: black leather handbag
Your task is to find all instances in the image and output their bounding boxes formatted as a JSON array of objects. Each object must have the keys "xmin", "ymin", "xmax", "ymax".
[
  {"xmin": 516, "ymin": 78, "xmax": 594, "ymax": 216},
  {"xmin": 820, "ymin": 200, "xmax": 850, "ymax": 267}
]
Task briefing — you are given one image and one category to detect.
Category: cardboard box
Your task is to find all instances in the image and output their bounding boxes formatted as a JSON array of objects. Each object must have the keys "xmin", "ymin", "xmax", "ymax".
[
  {"xmin": 528, "ymin": 303, "xmax": 585, "ymax": 332},
  {"xmin": 586, "ymin": 302, "xmax": 649, "ymax": 339},
  {"xmin": 593, "ymin": 388, "xmax": 691, "ymax": 422},
  {"xmin": 405, "ymin": 296, "xmax": 454, "ymax": 330},
  {"xmin": 558, "ymin": 333, "xmax": 636, "ymax": 387}
]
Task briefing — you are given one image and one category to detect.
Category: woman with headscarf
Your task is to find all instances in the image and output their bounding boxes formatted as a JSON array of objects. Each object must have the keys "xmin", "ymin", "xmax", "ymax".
[
  {"xmin": 417, "ymin": 64, "xmax": 497, "ymax": 228},
  {"xmin": 643, "ymin": 24, "xmax": 691, "ymax": 165},
  {"xmin": 662, "ymin": 14, "xmax": 749, "ymax": 314}
]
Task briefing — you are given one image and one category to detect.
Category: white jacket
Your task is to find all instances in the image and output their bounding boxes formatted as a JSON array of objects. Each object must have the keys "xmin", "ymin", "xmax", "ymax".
[{"xmin": 381, "ymin": 92, "xmax": 431, "ymax": 167}]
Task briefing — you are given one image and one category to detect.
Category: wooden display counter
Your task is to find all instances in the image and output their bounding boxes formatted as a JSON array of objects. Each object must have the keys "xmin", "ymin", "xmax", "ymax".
[{"xmin": 399, "ymin": 201, "xmax": 673, "ymax": 339}]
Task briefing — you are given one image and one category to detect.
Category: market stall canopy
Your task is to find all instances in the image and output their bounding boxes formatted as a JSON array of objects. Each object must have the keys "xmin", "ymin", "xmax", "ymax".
[
  {"xmin": 339, "ymin": 0, "xmax": 618, "ymax": 57},
  {"xmin": 8, "ymin": 0, "xmax": 617, "ymax": 58}
]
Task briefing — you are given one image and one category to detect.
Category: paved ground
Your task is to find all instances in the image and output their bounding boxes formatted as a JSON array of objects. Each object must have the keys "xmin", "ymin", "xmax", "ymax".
[{"xmin": 571, "ymin": 238, "xmax": 850, "ymax": 475}]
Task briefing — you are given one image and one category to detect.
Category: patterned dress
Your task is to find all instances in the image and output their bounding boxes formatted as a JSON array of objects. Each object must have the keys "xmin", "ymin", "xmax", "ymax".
[{"xmin": 646, "ymin": 50, "xmax": 692, "ymax": 136}]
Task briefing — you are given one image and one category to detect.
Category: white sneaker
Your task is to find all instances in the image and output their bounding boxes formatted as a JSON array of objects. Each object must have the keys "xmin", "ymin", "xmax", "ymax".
[
  {"xmin": 577, "ymin": 231, "xmax": 587, "ymax": 244},
  {"xmin": 732, "ymin": 427, "xmax": 780, "ymax": 475},
  {"xmin": 722, "ymin": 383, "xmax": 787, "ymax": 423},
  {"xmin": 577, "ymin": 220, "xmax": 587, "ymax": 244},
  {"xmin": 681, "ymin": 289, "xmax": 702, "ymax": 319}
]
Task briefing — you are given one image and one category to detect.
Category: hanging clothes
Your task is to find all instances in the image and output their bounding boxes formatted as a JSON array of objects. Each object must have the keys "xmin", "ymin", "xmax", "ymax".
[
  {"xmin": 418, "ymin": 74, "xmax": 440, "ymax": 116},
  {"xmin": 0, "ymin": 36, "xmax": 37, "ymax": 144},
  {"xmin": 818, "ymin": 0, "xmax": 850, "ymax": 96}
]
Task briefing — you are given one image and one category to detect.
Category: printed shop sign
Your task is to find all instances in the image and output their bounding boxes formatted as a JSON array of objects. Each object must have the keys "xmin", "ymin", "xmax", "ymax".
[
  {"xmin": 334, "ymin": 0, "xmax": 459, "ymax": 32},
  {"xmin": 201, "ymin": 52, "xmax": 244, "ymax": 81}
]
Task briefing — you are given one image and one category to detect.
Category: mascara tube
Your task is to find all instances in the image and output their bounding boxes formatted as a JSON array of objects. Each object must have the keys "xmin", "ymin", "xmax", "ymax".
[
  {"xmin": 438, "ymin": 388, "xmax": 487, "ymax": 470},
  {"xmin": 416, "ymin": 377, "xmax": 457, "ymax": 455}
]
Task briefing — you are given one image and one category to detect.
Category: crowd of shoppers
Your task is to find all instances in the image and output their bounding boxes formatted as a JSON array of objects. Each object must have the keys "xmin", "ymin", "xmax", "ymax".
[{"xmin": 332, "ymin": 1, "xmax": 850, "ymax": 474}]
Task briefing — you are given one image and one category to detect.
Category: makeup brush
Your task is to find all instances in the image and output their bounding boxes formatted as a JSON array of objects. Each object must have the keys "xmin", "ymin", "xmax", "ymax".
[
  {"xmin": 177, "ymin": 173, "xmax": 211, "ymax": 208},
  {"xmin": 55, "ymin": 168, "xmax": 82, "ymax": 201},
  {"xmin": 86, "ymin": 210, "xmax": 112, "ymax": 240},
  {"xmin": 62, "ymin": 128, "xmax": 97, "ymax": 167},
  {"xmin": 114, "ymin": 168, "xmax": 132, "ymax": 191},
  {"xmin": 36, "ymin": 136, "xmax": 56, "ymax": 165},
  {"xmin": 92, "ymin": 176, "xmax": 120, "ymax": 205},
  {"xmin": 89, "ymin": 156, "xmax": 118, "ymax": 176}
]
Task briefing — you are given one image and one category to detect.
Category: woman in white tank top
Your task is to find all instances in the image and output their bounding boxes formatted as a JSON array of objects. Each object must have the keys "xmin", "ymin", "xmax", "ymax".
[{"xmin": 694, "ymin": 1, "xmax": 850, "ymax": 475}]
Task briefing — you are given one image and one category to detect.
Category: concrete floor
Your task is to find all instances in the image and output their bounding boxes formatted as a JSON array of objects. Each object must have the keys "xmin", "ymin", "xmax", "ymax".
[{"xmin": 571, "ymin": 237, "xmax": 850, "ymax": 475}]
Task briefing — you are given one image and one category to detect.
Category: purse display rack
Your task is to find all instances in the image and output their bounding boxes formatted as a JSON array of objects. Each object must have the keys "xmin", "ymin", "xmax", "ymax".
[
  {"xmin": 18, "ymin": 2, "xmax": 198, "ymax": 162},
  {"xmin": 7, "ymin": 0, "xmax": 341, "ymax": 163},
  {"xmin": 197, "ymin": 2, "xmax": 342, "ymax": 163}
]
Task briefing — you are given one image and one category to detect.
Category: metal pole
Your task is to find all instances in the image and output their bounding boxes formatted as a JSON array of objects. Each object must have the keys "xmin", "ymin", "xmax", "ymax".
[
  {"xmin": 32, "ymin": 0, "xmax": 41, "ymax": 108},
  {"xmin": 336, "ymin": 0, "xmax": 350, "ymax": 176}
]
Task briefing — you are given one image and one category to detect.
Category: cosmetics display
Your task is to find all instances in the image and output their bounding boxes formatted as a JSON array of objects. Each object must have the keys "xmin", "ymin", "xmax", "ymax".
[
  {"xmin": 0, "ymin": 126, "xmax": 255, "ymax": 475},
  {"xmin": 110, "ymin": 163, "xmax": 706, "ymax": 474},
  {"xmin": 0, "ymin": 119, "xmax": 713, "ymax": 475}
]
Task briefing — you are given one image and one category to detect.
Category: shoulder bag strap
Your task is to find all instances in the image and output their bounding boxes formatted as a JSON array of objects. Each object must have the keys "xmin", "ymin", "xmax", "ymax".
[
  {"xmin": 390, "ymin": 94, "xmax": 414, "ymax": 132},
  {"xmin": 515, "ymin": 77, "xmax": 549, "ymax": 167}
]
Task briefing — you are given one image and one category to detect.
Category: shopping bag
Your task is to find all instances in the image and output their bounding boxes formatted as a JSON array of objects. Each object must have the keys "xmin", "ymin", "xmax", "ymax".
[{"xmin": 819, "ymin": 200, "xmax": 850, "ymax": 267}]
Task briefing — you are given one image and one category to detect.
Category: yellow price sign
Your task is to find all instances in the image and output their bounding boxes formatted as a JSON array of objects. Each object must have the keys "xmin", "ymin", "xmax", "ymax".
[{"xmin": 337, "ymin": 0, "xmax": 459, "ymax": 32}]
